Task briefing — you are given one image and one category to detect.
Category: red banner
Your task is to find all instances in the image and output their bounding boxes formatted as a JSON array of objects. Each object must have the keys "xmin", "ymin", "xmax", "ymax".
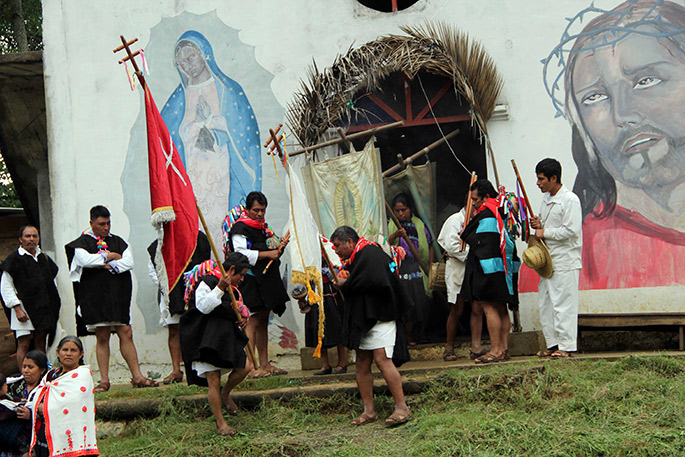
[{"xmin": 145, "ymin": 86, "xmax": 198, "ymax": 292}]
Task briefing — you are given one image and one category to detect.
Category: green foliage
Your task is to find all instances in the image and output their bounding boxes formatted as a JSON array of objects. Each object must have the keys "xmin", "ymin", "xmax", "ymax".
[
  {"xmin": 0, "ymin": 0, "xmax": 43, "ymax": 54},
  {"xmin": 98, "ymin": 357, "xmax": 685, "ymax": 457},
  {"xmin": 0, "ymin": 154, "xmax": 21, "ymax": 208}
]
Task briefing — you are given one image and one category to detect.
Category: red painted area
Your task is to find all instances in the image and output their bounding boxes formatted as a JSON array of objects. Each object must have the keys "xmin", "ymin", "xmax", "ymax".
[{"xmin": 519, "ymin": 205, "xmax": 685, "ymax": 292}]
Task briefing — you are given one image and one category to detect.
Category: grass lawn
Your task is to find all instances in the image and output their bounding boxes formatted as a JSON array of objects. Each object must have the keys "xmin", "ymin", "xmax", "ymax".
[{"xmin": 98, "ymin": 355, "xmax": 685, "ymax": 456}]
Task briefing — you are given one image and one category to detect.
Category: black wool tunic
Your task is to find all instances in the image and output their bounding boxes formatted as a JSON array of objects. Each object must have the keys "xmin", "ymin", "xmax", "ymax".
[
  {"xmin": 180, "ymin": 276, "xmax": 249, "ymax": 377},
  {"xmin": 65, "ymin": 234, "xmax": 132, "ymax": 333},
  {"xmin": 304, "ymin": 281, "xmax": 344, "ymax": 349},
  {"xmin": 339, "ymin": 243, "xmax": 411, "ymax": 366},
  {"xmin": 460, "ymin": 206, "xmax": 520, "ymax": 309},
  {"xmin": 147, "ymin": 231, "xmax": 211, "ymax": 316},
  {"xmin": 0, "ymin": 250, "xmax": 61, "ymax": 333},
  {"xmin": 228, "ymin": 221, "xmax": 288, "ymax": 316}
]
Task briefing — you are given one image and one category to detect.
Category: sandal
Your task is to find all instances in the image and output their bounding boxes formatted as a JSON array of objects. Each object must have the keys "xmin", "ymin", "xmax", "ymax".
[
  {"xmin": 385, "ymin": 409, "xmax": 412, "ymax": 428},
  {"xmin": 351, "ymin": 413, "xmax": 377, "ymax": 426},
  {"xmin": 216, "ymin": 425, "xmax": 238, "ymax": 436},
  {"xmin": 270, "ymin": 366, "xmax": 288, "ymax": 376},
  {"xmin": 248, "ymin": 369, "xmax": 271, "ymax": 379},
  {"xmin": 94, "ymin": 380, "xmax": 110, "ymax": 393},
  {"xmin": 131, "ymin": 377, "xmax": 159, "ymax": 388},
  {"xmin": 469, "ymin": 349, "xmax": 488, "ymax": 360},
  {"xmin": 443, "ymin": 349, "xmax": 458, "ymax": 362},
  {"xmin": 550, "ymin": 350, "xmax": 573, "ymax": 358},
  {"xmin": 313, "ymin": 367, "xmax": 332, "ymax": 375},
  {"xmin": 502, "ymin": 349, "xmax": 511, "ymax": 361},
  {"xmin": 537, "ymin": 348, "xmax": 556, "ymax": 357},
  {"xmin": 332, "ymin": 365, "xmax": 347, "ymax": 374},
  {"xmin": 474, "ymin": 352, "xmax": 500, "ymax": 364},
  {"xmin": 162, "ymin": 372, "xmax": 183, "ymax": 384}
]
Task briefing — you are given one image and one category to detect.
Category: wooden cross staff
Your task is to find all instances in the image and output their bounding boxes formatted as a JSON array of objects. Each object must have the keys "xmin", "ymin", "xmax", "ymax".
[{"xmin": 113, "ymin": 35, "xmax": 258, "ymax": 369}]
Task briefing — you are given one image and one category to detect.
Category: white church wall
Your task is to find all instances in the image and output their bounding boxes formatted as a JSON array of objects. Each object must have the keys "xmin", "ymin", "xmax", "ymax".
[{"xmin": 41, "ymin": 0, "xmax": 685, "ymax": 378}]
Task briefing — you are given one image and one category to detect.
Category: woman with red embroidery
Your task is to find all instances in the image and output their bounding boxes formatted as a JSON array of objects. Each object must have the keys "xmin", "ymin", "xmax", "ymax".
[{"xmin": 28, "ymin": 336, "xmax": 97, "ymax": 456}]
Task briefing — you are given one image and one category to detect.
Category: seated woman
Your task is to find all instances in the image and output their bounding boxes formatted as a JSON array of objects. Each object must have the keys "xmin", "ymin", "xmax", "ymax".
[
  {"xmin": 0, "ymin": 350, "xmax": 48, "ymax": 456},
  {"xmin": 180, "ymin": 253, "xmax": 251, "ymax": 436},
  {"xmin": 387, "ymin": 193, "xmax": 434, "ymax": 344},
  {"xmin": 28, "ymin": 336, "xmax": 98, "ymax": 457}
]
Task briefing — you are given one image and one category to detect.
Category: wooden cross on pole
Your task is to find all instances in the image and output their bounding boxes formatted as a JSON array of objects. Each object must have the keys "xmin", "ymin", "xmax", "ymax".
[{"xmin": 112, "ymin": 35, "xmax": 259, "ymax": 369}]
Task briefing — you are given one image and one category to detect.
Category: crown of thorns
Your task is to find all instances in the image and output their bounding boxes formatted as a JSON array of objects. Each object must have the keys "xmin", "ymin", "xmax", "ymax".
[{"xmin": 542, "ymin": 0, "xmax": 685, "ymax": 119}]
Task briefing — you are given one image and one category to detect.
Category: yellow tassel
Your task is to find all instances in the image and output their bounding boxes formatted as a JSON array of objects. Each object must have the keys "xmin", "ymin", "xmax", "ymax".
[
  {"xmin": 313, "ymin": 340, "xmax": 322, "ymax": 358},
  {"xmin": 307, "ymin": 282, "xmax": 322, "ymax": 304}
]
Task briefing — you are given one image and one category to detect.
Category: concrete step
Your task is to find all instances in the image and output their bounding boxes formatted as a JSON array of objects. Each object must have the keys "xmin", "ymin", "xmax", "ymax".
[{"xmin": 299, "ymin": 330, "xmax": 545, "ymax": 369}]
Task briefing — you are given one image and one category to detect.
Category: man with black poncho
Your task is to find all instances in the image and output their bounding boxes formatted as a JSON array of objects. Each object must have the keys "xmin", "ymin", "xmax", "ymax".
[
  {"xmin": 331, "ymin": 226, "xmax": 412, "ymax": 428},
  {"xmin": 1, "ymin": 225, "xmax": 61, "ymax": 367},
  {"xmin": 148, "ymin": 231, "xmax": 211, "ymax": 384},
  {"xmin": 180, "ymin": 252, "xmax": 251, "ymax": 436},
  {"xmin": 227, "ymin": 191, "xmax": 289, "ymax": 378},
  {"xmin": 65, "ymin": 205, "xmax": 157, "ymax": 392},
  {"xmin": 461, "ymin": 179, "xmax": 520, "ymax": 364}
]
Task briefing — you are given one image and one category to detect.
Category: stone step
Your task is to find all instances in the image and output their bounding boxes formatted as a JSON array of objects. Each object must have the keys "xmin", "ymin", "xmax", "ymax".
[{"xmin": 299, "ymin": 330, "xmax": 544, "ymax": 369}]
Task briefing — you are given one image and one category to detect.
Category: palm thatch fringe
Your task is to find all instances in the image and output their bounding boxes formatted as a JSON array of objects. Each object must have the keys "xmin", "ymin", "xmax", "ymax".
[{"xmin": 285, "ymin": 21, "xmax": 503, "ymax": 154}]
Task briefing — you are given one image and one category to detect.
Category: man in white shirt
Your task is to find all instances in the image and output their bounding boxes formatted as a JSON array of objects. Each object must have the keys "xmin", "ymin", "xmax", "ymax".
[
  {"xmin": 530, "ymin": 159, "xmax": 583, "ymax": 358},
  {"xmin": 65, "ymin": 205, "xmax": 157, "ymax": 391},
  {"xmin": 437, "ymin": 206, "xmax": 486, "ymax": 361},
  {"xmin": 1, "ymin": 225, "xmax": 61, "ymax": 367}
]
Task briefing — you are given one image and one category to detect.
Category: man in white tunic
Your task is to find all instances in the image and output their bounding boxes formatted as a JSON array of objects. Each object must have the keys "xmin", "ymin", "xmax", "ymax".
[
  {"xmin": 530, "ymin": 159, "xmax": 583, "ymax": 358},
  {"xmin": 437, "ymin": 206, "xmax": 486, "ymax": 361}
]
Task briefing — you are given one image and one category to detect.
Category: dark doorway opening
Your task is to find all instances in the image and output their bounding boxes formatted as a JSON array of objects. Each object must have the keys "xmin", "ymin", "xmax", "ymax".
[{"xmin": 343, "ymin": 71, "xmax": 487, "ymax": 229}]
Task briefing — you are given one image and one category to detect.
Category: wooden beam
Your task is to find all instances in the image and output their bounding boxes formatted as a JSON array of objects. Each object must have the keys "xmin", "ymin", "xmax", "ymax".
[
  {"xmin": 382, "ymin": 128, "xmax": 460, "ymax": 177},
  {"xmin": 288, "ymin": 120, "xmax": 404, "ymax": 157}
]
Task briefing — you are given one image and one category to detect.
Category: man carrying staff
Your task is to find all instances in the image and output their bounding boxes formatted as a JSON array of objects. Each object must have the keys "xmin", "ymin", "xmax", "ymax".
[
  {"xmin": 331, "ymin": 226, "xmax": 412, "ymax": 427},
  {"xmin": 65, "ymin": 205, "xmax": 157, "ymax": 391},
  {"xmin": 180, "ymin": 252, "xmax": 251, "ymax": 436},
  {"xmin": 461, "ymin": 180, "xmax": 520, "ymax": 364},
  {"xmin": 1, "ymin": 225, "xmax": 61, "ymax": 367},
  {"xmin": 530, "ymin": 158, "xmax": 582, "ymax": 358},
  {"xmin": 148, "ymin": 231, "xmax": 211, "ymax": 384},
  {"xmin": 228, "ymin": 191, "xmax": 289, "ymax": 378}
]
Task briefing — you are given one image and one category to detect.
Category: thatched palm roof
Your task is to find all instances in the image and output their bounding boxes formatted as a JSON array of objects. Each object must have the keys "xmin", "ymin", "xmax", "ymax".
[{"xmin": 286, "ymin": 22, "xmax": 503, "ymax": 149}]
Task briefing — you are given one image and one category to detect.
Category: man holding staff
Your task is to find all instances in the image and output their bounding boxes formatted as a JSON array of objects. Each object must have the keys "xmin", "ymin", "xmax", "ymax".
[
  {"xmin": 461, "ymin": 180, "xmax": 519, "ymax": 364},
  {"xmin": 228, "ymin": 191, "xmax": 290, "ymax": 378},
  {"xmin": 529, "ymin": 159, "xmax": 582, "ymax": 358},
  {"xmin": 331, "ymin": 226, "xmax": 412, "ymax": 427}
]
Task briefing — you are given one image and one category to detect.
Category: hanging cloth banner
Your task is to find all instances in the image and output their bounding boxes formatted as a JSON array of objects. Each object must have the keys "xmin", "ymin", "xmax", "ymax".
[
  {"xmin": 302, "ymin": 137, "xmax": 386, "ymax": 241},
  {"xmin": 284, "ymin": 162, "xmax": 324, "ymax": 356}
]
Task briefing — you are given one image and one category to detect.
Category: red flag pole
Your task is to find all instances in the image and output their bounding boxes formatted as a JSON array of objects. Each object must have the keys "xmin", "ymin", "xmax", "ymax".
[{"xmin": 114, "ymin": 35, "xmax": 258, "ymax": 370}]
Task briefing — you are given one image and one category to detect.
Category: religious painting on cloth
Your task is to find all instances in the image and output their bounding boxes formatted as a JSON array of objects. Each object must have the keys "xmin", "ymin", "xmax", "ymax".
[{"xmin": 302, "ymin": 137, "xmax": 386, "ymax": 241}]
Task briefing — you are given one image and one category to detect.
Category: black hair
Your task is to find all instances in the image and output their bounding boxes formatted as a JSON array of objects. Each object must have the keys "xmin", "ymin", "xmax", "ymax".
[
  {"xmin": 245, "ymin": 191, "xmax": 267, "ymax": 210},
  {"xmin": 0, "ymin": 372, "xmax": 5, "ymax": 390},
  {"xmin": 330, "ymin": 226, "xmax": 359, "ymax": 244},
  {"xmin": 57, "ymin": 335, "xmax": 85, "ymax": 365},
  {"xmin": 24, "ymin": 350, "xmax": 49, "ymax": 372},
  {"xmin": 535, "ymin": 158, "xmax": 562, "ymax": 184},
  {"xmin": 470, "ymin": 179, "xmax": 497, "ymax": 199},
  {"xmin": 391, "ymin": 193, "xmax": 414, "ymax": 215},
  {"xmin": 570, "ymin": 126, "xmax": 616, "ymax": 219},
  {"xmin": 223, "ymin": 252, "xmax": 251, "ymax": 273},
  {"xmin": 89, "ymin": 205, "xmax": 110, "ymax": 221},
  {"xmin": 18, "ymin": 225, "xmax": 38, "ymax": 238}
]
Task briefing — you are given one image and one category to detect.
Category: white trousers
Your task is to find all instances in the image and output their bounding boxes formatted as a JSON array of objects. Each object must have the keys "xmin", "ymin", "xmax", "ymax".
[{"xmin": 538, "ymin": 269, "xmax": 580, "ymax": 352}]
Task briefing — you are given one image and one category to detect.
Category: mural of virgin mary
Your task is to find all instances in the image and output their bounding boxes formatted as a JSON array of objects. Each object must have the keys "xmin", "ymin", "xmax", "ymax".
[{"xmin": 161, "ymin": 31, "xmax": 262, "ymax": 243}]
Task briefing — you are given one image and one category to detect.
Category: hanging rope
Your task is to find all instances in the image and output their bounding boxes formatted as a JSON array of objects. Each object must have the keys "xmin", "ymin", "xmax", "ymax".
[{"xmin": 416, "ymin": 74, "xmax": 471, "ymax": 176}]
